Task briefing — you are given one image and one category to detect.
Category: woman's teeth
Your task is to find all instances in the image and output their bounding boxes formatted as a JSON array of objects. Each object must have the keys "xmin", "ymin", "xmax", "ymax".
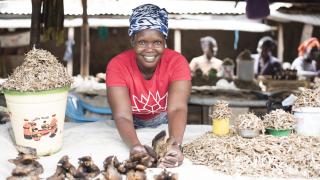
[{"xmin": 144, "ymin": 56, "xmax": 156, "ymax": 62}]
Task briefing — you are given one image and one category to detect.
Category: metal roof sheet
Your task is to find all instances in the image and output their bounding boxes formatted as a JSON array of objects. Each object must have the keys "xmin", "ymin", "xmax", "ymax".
[
  {"xmin": 0, "ymin": 0, "xmax": 247, "ymax": 16},
  {"xmin": 0, "ymin": 17, "xmax": 277, "ymax": 32}
]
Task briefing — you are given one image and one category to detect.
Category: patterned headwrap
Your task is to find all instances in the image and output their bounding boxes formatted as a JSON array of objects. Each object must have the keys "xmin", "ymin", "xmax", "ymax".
[
  {"xmin": 298, "ymin": 37, "xmax": 320, "ymax": 56},
  {"xmin": 128, "ymin": 4, "xmax": 168, "ymax": 38}
]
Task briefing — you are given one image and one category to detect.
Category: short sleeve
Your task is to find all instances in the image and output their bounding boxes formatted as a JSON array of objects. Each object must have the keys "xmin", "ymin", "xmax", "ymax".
[
  {"xmin": 106, "ymin": 58, "xmax": 127, "ymax": 87},
  {"xmin": 170, "ymin": 55, "xmax": 191, "ymax": 82}
]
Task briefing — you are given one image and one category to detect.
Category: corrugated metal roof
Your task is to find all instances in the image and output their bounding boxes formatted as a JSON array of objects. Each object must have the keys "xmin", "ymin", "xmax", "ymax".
[
  {"xmin": 0, "ymin": 17, "xmax": 277, "ymax": 32},
  {"xmin": 0, "ymin": 0, "xmax": 247, "ymax": 16},
  {"xmin": 268, "ymin": 3, "xmax": 320, "ymax": 26}
]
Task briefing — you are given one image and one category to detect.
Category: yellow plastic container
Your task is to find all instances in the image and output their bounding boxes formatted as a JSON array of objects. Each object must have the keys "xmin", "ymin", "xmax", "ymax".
[{"xmin": 212, "ymin": 118, "xmax": 230, "ymax": 136}]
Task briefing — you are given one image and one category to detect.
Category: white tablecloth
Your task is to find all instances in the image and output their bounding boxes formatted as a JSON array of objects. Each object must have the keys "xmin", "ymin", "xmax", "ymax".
[{"xmin": 0, "ymin": 121, "xmax": 292, "ymax": 180}]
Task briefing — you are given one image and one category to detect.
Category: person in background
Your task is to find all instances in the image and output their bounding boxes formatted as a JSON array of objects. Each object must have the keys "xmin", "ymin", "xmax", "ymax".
[
  {"xmin": 106, "ymin": 4, "xmax": 191, "ymax": 168},
  {"xmin": 252, "ymin": 36, "xmax": 282, "ymax": 76},
  {"xmin": 291, "ymin": 37, "xmax": 320, "ymax": 80},
  {"xmin": 189, "ymin": 36, "xmax": 223, "ymax": 77}
]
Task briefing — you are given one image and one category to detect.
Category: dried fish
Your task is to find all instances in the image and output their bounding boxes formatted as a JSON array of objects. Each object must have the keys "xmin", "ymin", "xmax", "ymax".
[
  {"xmin": 263, "ymin": 109, "xmax": 295, "ymax": 130},
  {"xmin": 210, "ymin": 100, "xmax": 231, "ymax": 120},
  {"xmin": 235, "ymin": 113, "xmax": 264, "ymax": 131},
  {"xmin": 2, "ymin": 48, "xmax": 72, "ymax": 92},
  {"xmin": 184, "ymin": 132, "xmax": 320, "ymax": 178},
  {"xmin": 293, "ymin": 88, "xmax": 320, "ymax": 108}
]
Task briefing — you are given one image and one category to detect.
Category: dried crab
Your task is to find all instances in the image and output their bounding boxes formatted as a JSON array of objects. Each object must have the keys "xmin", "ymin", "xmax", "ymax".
[
  {"xmin": 154, "ymin": 169, "xmax": 178, "ymax": 180},
  {"xmin": 7, "ymin": 145, "xmax": 43, "ymax": 179},
  {"xmin": 74, "ymin": 156, "xmax": 100, "ymax": 179},
  {"xmin": 152, "ymin": 130, "xmax": 179, "ymax": 167},
  {"xmin": 47, "ymin": 155, "xmax": 77, "ymax": 180}
]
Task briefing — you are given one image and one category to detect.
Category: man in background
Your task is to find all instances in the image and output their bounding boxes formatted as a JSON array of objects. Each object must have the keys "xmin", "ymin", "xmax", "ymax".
[{"xmin": 189, "ymin": 36, "xmax": 223, "ymax": 77}]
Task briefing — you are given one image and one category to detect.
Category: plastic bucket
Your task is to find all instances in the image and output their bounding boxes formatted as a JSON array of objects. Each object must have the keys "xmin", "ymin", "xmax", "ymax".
[
  {"xmin": 236, "ymin": 60, "xmax": 254, "ymax": 81},
  {"xmin": 212, "ymin": 118, "xmax": 229, "ymax": 136},
  {"xmin": 293, "ymin": 107, "xmax": 320, "ymax": 136},
  {"xmin": 4, "ymin": 87, "xmax": 69, "ymax": 156}
]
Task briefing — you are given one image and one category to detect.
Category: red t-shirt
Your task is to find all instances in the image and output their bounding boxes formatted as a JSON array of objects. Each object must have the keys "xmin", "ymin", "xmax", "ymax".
[{"xmin": 106, "ymin": 48, "xmax": 191, "ymax": 120}]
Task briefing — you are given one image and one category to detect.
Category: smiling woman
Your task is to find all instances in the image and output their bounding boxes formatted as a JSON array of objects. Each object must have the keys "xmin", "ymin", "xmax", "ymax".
[{"xmin": 105, "ymin": 4, "xmax": 191, "ymax": 169}]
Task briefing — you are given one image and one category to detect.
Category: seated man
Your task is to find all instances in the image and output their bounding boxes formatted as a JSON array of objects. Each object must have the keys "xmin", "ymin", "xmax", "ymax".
[
  {"xmin": 291, "ymin": 37, "xmax": 320, "ymax": 80},
  {"xmin": 252, "ymin": 36, "xmax": 282, "ymax": 76},
  {"xmin": 189, "ymin": 36, "xmax": 223, "ymax": 77}
]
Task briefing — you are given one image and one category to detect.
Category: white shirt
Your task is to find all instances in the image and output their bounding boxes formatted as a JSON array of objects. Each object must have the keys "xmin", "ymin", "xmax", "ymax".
[
  {"xmin": 291, "ymin": 56, "xmax": 317, "ymax": 77},
  {"xmin": 189, "ymin": 55, "xmax": 223, "ymax": 76},
  {"xmin": 252, "ymin": 54, "xmax": 280, "ymax": 75}
]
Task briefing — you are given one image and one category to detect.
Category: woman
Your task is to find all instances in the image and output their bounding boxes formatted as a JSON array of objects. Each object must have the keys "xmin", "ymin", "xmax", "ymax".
[
  {"xmin": 291, "ymin": 37, "xmax": 320, "ymax": 80},
  {"xmin": 252, "ymin": 36, "xmax": 282, "ymax": 76},
  {"xmin": 106, "ymin": 4, "xmax": 191, "ymax": 168}
]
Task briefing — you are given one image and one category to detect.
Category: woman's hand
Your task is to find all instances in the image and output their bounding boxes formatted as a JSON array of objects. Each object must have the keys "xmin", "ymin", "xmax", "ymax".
[
  {"xmin": 130, "ymin": 144, "xmax": 148, "ymax": 157},
  {"xmin": 158, "ymin": 144, "xmax": 184, "ymax": 168}
]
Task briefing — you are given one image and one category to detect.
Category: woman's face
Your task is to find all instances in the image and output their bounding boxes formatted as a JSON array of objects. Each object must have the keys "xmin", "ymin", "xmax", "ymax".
[{"xmin": 132, "ymin": 29, "xmax": 165, "ymax": 70}]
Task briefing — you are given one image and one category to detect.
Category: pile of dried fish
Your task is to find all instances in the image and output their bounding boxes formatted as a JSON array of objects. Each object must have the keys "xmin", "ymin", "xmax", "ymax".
[
  {"xmin": 263, "ymin": 109, "xmax": 296, "ymax": 130},
  {"xmin": 313, "ymin": 78, "xmax": 320, "ymax": 90},
  {"xmin": 2, "ymin": 48, "xmax": 72, "ymax": 91},
  {"xmin": 293, "ymin": 88, "xmax": 320, "ymax": 108},
  {"xmin": 183, "ymin": 132, "xmax": 320, "ymax": 178},
  {"xmin": 211, "ymin": 100, "xmax": 231, "ymax": 119},
  {"xmin": 235, "ymin": 113, "xmax": 264, "ymax": 131}
]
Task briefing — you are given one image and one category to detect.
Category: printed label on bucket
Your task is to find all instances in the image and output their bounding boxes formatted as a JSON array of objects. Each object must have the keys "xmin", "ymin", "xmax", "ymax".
[{"xmin": 22, "ymin": 114, "xmax": 58, "ymax": 141}]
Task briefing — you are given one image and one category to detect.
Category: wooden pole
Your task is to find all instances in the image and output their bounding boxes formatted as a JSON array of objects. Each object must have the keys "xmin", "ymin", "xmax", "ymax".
[
  {"xmin": 174, "ymin": 29, "xmax": 181, "ymax": 53},
  {"xmin": 30, "ymin": 0, "xmax": 42, "ymax": 49},
  {"xmin": 277, "ymin": 24, "xmax": 284, "ymax": 62},
  {"xmin": 80, "ymin": 0, "xmax": 90, "ymax": 77}
]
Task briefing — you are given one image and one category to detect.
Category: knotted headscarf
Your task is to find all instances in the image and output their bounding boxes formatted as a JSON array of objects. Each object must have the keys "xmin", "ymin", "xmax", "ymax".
[
  {"xmin": 128, "ymin": 4, "xmax": 168, "ymax": 38},
  {"xmin": 298, "ymin": 37, "xmax": 320, "ymax": 56}
]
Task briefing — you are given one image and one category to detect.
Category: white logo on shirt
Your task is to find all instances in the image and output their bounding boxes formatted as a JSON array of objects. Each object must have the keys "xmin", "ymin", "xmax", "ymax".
[{"xmin": 132, "ymin": 91, "xmax": 168, "ymax": 114}]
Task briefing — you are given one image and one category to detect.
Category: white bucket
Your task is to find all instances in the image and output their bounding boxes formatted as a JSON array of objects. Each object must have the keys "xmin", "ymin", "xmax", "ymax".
[
  {"xmin": 4, "ymin": 87, "xmax": 69, "ymax": 156},
  {"xmin": 236, "ymin": 60, "xmax": 254, "ymax": 81},
  {"xmin": 293, "ymin": 107, "xmax": 320, "ymax": 136}
]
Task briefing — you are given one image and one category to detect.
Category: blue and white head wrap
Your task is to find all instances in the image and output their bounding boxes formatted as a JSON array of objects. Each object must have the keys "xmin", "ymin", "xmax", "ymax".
[{"xmin": 128, "ymin": 4, "xmax": 168, "ymax": 38}]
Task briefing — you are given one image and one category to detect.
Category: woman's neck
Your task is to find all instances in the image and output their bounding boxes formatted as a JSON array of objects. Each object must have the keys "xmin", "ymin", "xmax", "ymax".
[{"xmin": 137, "ymin": 64, "xmax": 156, "ymax": 80}]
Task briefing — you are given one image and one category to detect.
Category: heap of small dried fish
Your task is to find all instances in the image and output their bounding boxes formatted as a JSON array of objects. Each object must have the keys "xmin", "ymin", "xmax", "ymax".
[
  {"xmin": 313, "ymin": 78, "xmax": 320, "ymax": 90},
  {"xmin": 211, "ymin": 100, "xmax": 231, "ymax": 119},
  {"xmin": 183, "ymin": 132, "xmax": 320, "ymax": 178},
  {"xmin": 2, "ymin": 48, "xmax": 72, "ymax": 92},
  {"xmin": 293, "ymin": 88, "xmax": 320, "ymax": 108},
  {"xmin": 235, "ymin": 113, "xmax": 264, "ymax": 131},
  {"xmin": 263, "ymin": 109, "xmax": 295, "ymax": 130}
]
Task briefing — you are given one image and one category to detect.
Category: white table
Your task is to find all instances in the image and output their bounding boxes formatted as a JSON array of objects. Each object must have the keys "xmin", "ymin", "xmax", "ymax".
[{"xmin": 0, "ymin": 121, "xmax": 290, "ymax": 180}]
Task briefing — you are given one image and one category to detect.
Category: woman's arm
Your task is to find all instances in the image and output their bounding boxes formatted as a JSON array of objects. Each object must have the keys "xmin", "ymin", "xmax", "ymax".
[
  {"xmin": 107, "ymin": 87, "xmax": 141, "ymax": 148},
  {"xmin": 167, "ymin": 80, "xmax": 191, "ymax": 144}
]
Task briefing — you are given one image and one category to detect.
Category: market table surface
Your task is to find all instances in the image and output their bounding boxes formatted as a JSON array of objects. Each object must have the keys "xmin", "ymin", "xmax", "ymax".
[{"xmin": 0, "ymin": 121, "xmax": 308, "ymax": 179}]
